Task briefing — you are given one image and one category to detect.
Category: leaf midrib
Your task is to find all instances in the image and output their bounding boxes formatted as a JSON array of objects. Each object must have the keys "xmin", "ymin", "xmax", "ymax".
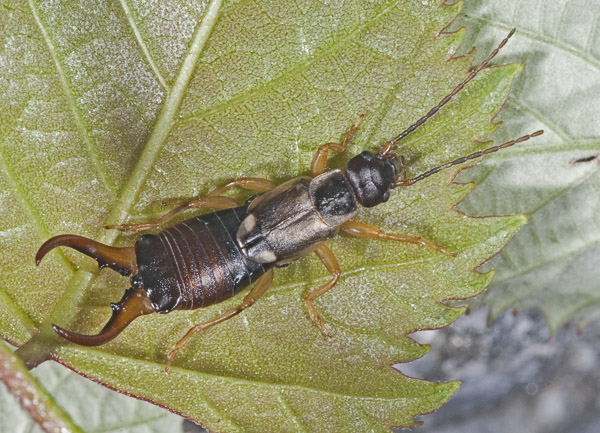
[{"xmin": 102, "ymin": 0, "xmax": 225, "ymax": 241}]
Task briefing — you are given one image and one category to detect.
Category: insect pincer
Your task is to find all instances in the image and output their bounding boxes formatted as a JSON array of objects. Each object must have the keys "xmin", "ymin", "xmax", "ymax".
[
  {"xmin": 35, "ymin": 233, "xmax": 155, "ymax": 345},
  {"xmin": 52, "ymin": 287, "xmax": 155, "ymax": 346},
  {"xmin": 35, "ymin": 234, "xmax": 137, "ymax": 276}
]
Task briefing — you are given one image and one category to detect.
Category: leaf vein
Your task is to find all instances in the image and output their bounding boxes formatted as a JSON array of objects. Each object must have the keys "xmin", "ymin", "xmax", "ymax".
[
  {"xmin": 515, "ymin": 157, "xmax": 599, "ymax": 217},
  {"xmin": 462, "ymin": 14, "xmax": 600, "ymax": 71},
  {"xmin": 28, "ymin": 0, "xmax": 116, "ymax": 198},
  {"xmin": 507, "ymin": 97, "xmax": 570, "ymax": 141},
  {"xmin": 101, "ymin": 0, "xmax": 225, "ymax": 239},
  {"xmin": 92, "ymin": 414, "xmax": 170, "ymax": 433},
  {"xmin": 118, "ymin": 0, "xmax": 168, "ymax": 91},
  {"xmin": 0, "ymin": 286, "xmax": 37, "ymax": 341},
  {"xmin": 71, "ymin": 348, "xmax": 413, "ymax": 400},
  {"xmin": 493, "ymin": 222, "xmax": 600, "ymax": 288},
  {"xmin": 277, "ymin": 390, "xmax": 309, "ymax": 433},
  {"xmin": 178, "ymin": 0, "xmax": 401, "ymax": 124}
]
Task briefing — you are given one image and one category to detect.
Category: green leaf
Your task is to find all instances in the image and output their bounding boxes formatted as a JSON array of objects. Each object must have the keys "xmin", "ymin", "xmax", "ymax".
[
  {"xmin": 455, "ymin": 1, "xmax": 600, "ymax": 332},
  {"xmin": 1, "ymin": 0, "xmax": 524, "ymax": 431}
]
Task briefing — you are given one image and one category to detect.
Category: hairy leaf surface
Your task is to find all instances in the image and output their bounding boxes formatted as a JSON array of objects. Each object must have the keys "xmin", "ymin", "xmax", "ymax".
[{"xmin": 456, "ymin": 1, "xmax": 600, "ymax": 332}]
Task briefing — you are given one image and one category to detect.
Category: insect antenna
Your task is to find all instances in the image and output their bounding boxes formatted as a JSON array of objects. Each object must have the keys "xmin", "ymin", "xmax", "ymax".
[
  {"xmin": 380, "ymin": 28, "xmax": 516, "ymax": 156},
  {"xmin": 395, "ymin": 130, "xmax": 544, "ymax": 187}
]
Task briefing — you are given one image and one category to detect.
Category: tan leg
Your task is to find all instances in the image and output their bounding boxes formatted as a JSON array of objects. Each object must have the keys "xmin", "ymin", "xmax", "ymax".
[
  {"xmin": 397, "ymin": 155, "xmax": 407, "ymax": 180},
  {"xmin": 107, "ymin": 177, "xmax": 275, "ymax": 232},
  {"xmin": 106, "ymin": 196, "xmax": 239, "ymax": 231},
  {"xmin": 341, "ymin": 220, "xmax": 456, "ymax": 257},
  {"xmin": 310, "ymin": 114, "xmax": 364, "ymax": 177},
  {"xmin": 304, "ymin": 244, "xmax": 341, "ymax": 338},
  {"xmin": 208, "ymin": 177, "xmax": 276, "ymax": 196},
  {"xmin": 164, "ymin": 269, "xmax": 274, "ymax": 372}
]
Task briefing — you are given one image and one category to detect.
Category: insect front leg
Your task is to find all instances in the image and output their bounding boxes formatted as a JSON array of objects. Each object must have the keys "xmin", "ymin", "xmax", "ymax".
[
  {"xmin": 340, "ymin": 220, "xmax": 456, "ymax": 257},
  {"xmin": 106, "ymin": 177, "xmax": 275, "ymax": 232},
  {"xmin": 310, "ymin": 114, "xmax": 364, "ymax": 177},
  {"xmin": 304, "ymin": 244, "xmax": 341, "ymax": 339},
  {"xmin": 165, "ymin": 269, "xmax": 274, "ymax": 372}
]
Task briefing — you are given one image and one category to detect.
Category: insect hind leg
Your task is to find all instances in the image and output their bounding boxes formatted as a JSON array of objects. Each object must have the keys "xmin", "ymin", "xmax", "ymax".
[
  {"xmin": 164, "ymin": 269, "xmax": 274, "ymax": 372},
  {"xmin": 105, "ymin": 196, "xmax": 239, "ymax": 232},
  {"xmin": 106, "ymin": 177, "xmax": 275, "ymax": 232}
]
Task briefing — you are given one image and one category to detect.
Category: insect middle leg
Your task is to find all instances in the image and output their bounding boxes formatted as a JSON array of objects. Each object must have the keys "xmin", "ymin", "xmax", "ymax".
[
  {"xmin": 304, "ymin": 244, "xmax": 341, "ymax": 338},
  {"xmin": 310, "ymin": 114, "xmax": 364, "ymax": 177},
  {"xmin": 340, "ymin": 220, "xmax": 455, "ymax": 257},
  {"xmin": 165, "ymin": 269, "xmax": 274, "ymax": 372},
  {"xmin": 107, "ymin": 177, "xmax": 276, "ymax": 232}
]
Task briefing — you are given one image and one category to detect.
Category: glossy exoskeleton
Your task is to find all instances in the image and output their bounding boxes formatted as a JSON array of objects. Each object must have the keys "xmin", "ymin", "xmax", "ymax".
[{"xmin": 37, "ymin": 29, "xmax": 543, "ymax": 370}]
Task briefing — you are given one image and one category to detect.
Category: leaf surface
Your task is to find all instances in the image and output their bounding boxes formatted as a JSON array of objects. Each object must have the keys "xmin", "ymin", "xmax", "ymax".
[
  {"xmin": 455, "ymin": 1, "xmax": 600, "ymax": 332},
  {"xmin": 0, "ymin": 0, "xmax": 523, "ymax": 431}
]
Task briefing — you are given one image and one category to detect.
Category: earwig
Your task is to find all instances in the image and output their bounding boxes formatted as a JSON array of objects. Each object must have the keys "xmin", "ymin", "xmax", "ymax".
[{"xmin": 37, "ymin": 29, "xmax": 543, "ymax": 370}]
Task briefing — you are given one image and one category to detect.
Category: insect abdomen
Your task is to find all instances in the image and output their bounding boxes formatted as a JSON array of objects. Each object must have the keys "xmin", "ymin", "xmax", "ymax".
[{"xmin": 135, "ymin": 206, "xmax": 272, "ymax": 313}]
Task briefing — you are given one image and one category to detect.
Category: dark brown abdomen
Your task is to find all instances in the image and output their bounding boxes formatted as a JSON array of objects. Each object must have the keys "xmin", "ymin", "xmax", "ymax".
[{"xmin": 134, "ymin": 205, "xmax": 272, "ymax": 313}]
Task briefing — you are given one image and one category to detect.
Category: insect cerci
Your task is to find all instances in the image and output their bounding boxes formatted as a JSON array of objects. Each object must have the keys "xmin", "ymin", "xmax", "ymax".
[{"xmin": 36, "ymin": 28, "xmax": 543, "ymax": 370}]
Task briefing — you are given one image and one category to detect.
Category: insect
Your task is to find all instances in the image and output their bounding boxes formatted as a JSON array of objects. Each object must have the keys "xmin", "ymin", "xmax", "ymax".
[{"xmin": 37, "ymin": 29, "xmax": 543, "ymax": 371}]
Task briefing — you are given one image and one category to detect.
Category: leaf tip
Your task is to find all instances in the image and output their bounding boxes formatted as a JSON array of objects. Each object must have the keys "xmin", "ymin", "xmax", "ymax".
[
  {"xmin": 515, "ymin": 212, "xmax": 528, "ymax": 226},
  {"xmin": 504, "ymin": 213, "xmax": 528, "ymax": 235},
  {"xmin": 432, "ymin": 380, "xmax": 462, "ymax": 403},
  {"xmin": 507, "ymin": 61, "xmax": 524, "ymax": 77}
]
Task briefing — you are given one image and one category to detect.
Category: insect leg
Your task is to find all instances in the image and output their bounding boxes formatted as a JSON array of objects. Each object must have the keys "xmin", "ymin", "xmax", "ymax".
[
  {"xmin": 106, "ymin": 196, "xmax": 239, "ymax": 232},
  {"xmin": 340, "ymin": 220, "xmax": 456, "ymax": 257},
  {"xmin": 304, "ymin": 244, "xmax": 341, "ymax": 339},
  {"xmin": 207, "ymin": 177, "xmax": 276, "ymax": 196},
  {"xmin": 310, "ymin": 114, "xmax": 364, "ymax": 177},
  {"xmin": 164, "ymin": 268, "xmax": 274, "ymax": 372},
  {"xmin": 396, "ymin": 155, "xmax": 407, "ymax": 180},
  {"xmin": 107, "ymin": 178, "xmax": 276, "ymax": 232}
]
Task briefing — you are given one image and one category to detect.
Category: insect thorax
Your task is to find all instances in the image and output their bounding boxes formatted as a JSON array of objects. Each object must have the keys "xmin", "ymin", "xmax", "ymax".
[{"xmin": 237, "ymin": 173, "xmax": 359, "ymax": 265}]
